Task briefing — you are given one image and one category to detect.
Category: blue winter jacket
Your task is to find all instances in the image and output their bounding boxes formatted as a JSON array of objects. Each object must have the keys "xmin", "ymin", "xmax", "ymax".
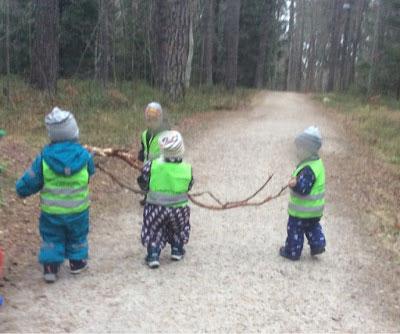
[{"xmin": 16, "ymin": 141, "xmax": 95, "ymax": 222}]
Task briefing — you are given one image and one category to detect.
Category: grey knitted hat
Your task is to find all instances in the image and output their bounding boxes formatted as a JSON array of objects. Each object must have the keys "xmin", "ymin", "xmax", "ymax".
[
  {"xmin": 295, "ymin": 126, "xmax": 322, "ymax": 153},
  {"xmin": 45, "ymin": 107, "xmax": 79, "ymax": 142}
]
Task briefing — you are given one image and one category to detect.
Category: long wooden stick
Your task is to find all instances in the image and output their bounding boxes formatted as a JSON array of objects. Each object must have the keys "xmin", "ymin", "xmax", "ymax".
[{"xmin": 88, "ymin": 145, "xmax": 288, "ymax": 210}]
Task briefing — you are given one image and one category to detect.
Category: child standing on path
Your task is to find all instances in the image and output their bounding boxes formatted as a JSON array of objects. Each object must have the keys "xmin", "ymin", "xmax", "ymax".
[
  {"xmin": 138, "ymin": 102, "xmax": 170, "ymax": 206},
  {"xmin": 16, "ymin": 107, "xmax": 95, "ymax": 282},
  {"xmin": 137, "ymin": 131, "xmax": 193, "ymax": 268},
  {"xmin": 279, "ymin": 126, "xmax": 326, "ymax": 261}
]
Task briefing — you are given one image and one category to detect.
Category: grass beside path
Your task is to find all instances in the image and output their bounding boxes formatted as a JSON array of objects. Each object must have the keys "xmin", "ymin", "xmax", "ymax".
[
  {"xmin": 0, "ymin": 77, "xmax": 254, "ymax": 148},
  {"xmin": 316, "ymin": 93, "xmax": 400, "ymax": 166}
]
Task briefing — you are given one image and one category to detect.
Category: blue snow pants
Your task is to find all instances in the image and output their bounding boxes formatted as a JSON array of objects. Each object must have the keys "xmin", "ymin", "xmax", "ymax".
[
  {"xmin": 38, "ymin": 209, "xmax": 89, "ymax": 264},
  {"xmin": 283, "ymin": 215, "xmax": 326, "ymax": 259}
]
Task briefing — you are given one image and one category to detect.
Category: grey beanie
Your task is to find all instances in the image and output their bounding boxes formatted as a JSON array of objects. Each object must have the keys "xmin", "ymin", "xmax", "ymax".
[
  {"xmin": 45, "ymin": 107, "xmax": 79, "ymax": 142},
  {"xmin": 295, "ymin": 126, "xmax": 322, "ymax": 153}
]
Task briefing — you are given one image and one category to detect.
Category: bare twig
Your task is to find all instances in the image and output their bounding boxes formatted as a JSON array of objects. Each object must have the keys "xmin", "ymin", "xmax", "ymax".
[
  {"xmin": 88, "ymin": 145, "xmax": 288, "ymax": 210},
  {"xmin": 95, "ymin": 163, "xmax": 144, "ymax": 195}
]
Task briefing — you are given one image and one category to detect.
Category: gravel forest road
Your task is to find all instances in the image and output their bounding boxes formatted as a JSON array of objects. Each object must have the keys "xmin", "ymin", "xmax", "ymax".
[{"xmin": 1, "ymin": 92, "xmax": 399, "ymax": 333}]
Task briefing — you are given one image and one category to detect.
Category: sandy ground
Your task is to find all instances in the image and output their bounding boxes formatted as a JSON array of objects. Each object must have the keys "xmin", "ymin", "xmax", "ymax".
[{"xmin": 1, "ymin": 92, "xmax": 400, "ymax": 333}]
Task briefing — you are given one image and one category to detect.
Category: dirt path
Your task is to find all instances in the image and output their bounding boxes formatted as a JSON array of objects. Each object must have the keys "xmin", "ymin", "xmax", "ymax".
[{"xmin": 1, "ymin": 92, "xmax": 399, "ymax": 333}]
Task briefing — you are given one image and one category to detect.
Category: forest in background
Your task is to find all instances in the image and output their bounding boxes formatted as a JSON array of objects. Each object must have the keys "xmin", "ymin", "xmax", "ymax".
[{"xmin": 0, "ymin": 0, "xmax": 399, "ymax": 103}]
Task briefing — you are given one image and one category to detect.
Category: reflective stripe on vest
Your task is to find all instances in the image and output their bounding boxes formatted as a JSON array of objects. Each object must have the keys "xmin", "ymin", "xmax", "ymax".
[
  {"xmin": 147, "ymin": 192, "xmax": 189, "ymax": 206},
  {"xmin": 142, "ymin": 130, "xmax": 163, "ymax": 162},
  {"xmin": 148, "ymin": 159, "xmax": 192, "ymax": 208},
  {"xmin": 40, "ymin": 160, "xmax": 90, "ymax": 215},
  {"xmin": 288, "ymin": 158, "xmax": 325, "ymax": 219}
]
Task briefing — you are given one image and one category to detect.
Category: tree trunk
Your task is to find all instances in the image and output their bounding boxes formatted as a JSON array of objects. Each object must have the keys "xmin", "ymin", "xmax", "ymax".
[
  {"xmin": 339, "ymin": 0, "xmax": 352, "ymax": 91},
  {"xmin": 367, "ymin": 0, "xmax": 382, "ymax": 96},
  {"xmin": 295, "ymin": 0, "xmax": 305, "ymax": 91},
  {"xmin": 30, "ymin": 0, "xmax": 59, "ymax": 94},
  {"xmin": 349, "ymin": 0, "xmax": 367, "ymax": 86},
  {"xmin": 254, "ymin": 0, "xmax": 273, "ymax": 88},
  {"xmin": 97, "ymin": 0, "xmax": 112, "ymax": 87},
  {"xmin": 327, "ymin": 0, "xmax": 342, "ymax": 92},
  {"xmin": 224, "ymin": 0, "xmax": 241, "ymax": 91},
  {"xmin": 5, "ymin": 0, "xmax": 11, "ymax": 104},
  {"xmin": 202, "ymin": 0, "xmax": 215, "ymax": 86},
  {"xmin": 306, "ymin": 2, "xmax": 317, "ymax": 92},
  {"xmin": 285, "ymin": 0, "xmax": 295, "ymax": 91},
  {"xmin": 151, "ymin": 0, "xmax": 190, "ymax": 101},
  {"xmin": 185, "ymin": 5, "xmax": 194, "ymax": 89}
]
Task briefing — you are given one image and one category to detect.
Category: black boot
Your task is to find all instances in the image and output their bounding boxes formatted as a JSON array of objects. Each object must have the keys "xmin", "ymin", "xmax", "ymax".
[
  {"xmin": 43, "ymin": 263, "xmax": 59, "ymax": 283},
  {"xmin": 70, "ymin": 259, "xmax": 88, "ymax": 274},
  {"xmin": 310, "ymin": 247, "xmax": 325, "ymax": 256}
]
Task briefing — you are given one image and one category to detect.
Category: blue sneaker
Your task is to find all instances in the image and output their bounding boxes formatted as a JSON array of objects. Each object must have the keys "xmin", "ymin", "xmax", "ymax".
[
  {"xmin": 279, "ymin": 246, "xmax": 300, "ymax": 261},
  {"xmin": 171, "ymin": 246, "xmax": 185, "ymax": 261},
  {"xmin": 146, "ymin": 247, "xmax": 160, "ymax": 268}
]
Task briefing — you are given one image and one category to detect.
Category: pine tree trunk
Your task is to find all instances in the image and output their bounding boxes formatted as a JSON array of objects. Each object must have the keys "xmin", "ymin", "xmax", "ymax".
[
  {"xmin": 5, "ymin": 0, "xmax": 11, "ymax": 104},
  {"xmin": 285, "ymin": 0, "xmax": 295, "ymax": 91},
  {"xmin": 327, "ymin": 0, "xmax": 342, "ymax": 92},
  {"xmin": 224, "ymin": 0, "xmax": 241, "ymax": 91},
  {"xmin": 202, "ymin": 0, "xmax": 215, "ymax": 86},
  {"xmin": 97, "ymin": 0, "xmax": 112, "ymax": 87},
  {"xmin": 185, "ymin": 7, "xmax": 194, "ymax": 89},
  {"xmin": 30, "ymin": 0, "xmax": 59, "ymax": 94},
  {"xmin": 339, "ymin": 0, "xmax": 352, "ymax": 91},
  {"xmin": 254, "ymin": 0, "xmax": 273, "ymax": 88},
  {"xmin": 152, "ymin": 0, "xmax": 190, "ymax": 101},
  {"xmin": 349, "ymin": 0, "xmax": 367, "ymax": 86},
  {"xmin": 295, "ymin": 0, "xmax": 305, "ymax": 91}
]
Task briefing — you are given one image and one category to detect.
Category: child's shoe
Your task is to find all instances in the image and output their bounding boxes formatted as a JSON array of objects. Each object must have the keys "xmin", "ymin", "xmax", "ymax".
[
  {"xmin": 43, "ymin": 263, "xmax": 59, "ymax": 283},
  {"xmin": 171, "ymin": 245, "xmax": 185, "ymax": 261},
  {"xmin": 70, "ymin": 260, "xmax": 88, "ymax": 274},
  {"xmin": 279, "ymin": 247, "xmax": 300, "ymax": 261},
  {"xmin": 310, "ymin": 247, "xmax": 325, "ymax": 256},
  {"xmin": 146, "ymin": 247, "xmax": 160, "ymax": 268}
]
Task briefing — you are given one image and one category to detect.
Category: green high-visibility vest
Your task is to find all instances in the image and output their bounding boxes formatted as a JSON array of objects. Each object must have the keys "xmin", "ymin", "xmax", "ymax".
[
  {"xmin": 148, "ymin": 159, "xmax": 192, "ymax": 208},
  {"xmin": 288, "ymin": 158, "xmax": 325, "ymax": 219},
  {"xmin": 141, "ymin": 130, "xmax": 164, "ymax": 162},
  {"xmin": 40, "ymin": 160, "xmax": 90, "ymax": 215}
]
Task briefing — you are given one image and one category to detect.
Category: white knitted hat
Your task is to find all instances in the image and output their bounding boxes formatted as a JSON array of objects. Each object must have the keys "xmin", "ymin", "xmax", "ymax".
[{"xmin": 45, "ymin": 107, "xmax": 79, "ymax": 142}]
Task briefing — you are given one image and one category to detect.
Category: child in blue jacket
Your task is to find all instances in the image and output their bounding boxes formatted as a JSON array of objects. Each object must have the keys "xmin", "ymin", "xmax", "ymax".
[{"xmin": 16, "ymin": 107, "xmax": 95, "ymax": 283}]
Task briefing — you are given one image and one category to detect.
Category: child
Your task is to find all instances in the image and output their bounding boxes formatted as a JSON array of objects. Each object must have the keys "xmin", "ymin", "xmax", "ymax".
[
  {"xmin": 279, "ymin": 126, "xmax": 326, "ymax": 261},
  {"xmin": 138, "ymin": 102, "xmax": 169, "ymax": 206},
  {"xmin": 16, "ymin": 107, "xmax": 95, "ymax": 283},
  {"xmin": 137, "ymin": 130, "xmax": 193, "ymax": 268}
]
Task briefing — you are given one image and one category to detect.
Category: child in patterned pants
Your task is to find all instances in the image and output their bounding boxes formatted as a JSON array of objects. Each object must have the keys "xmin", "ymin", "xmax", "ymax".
[
  {"xmin": 280, "ymin": 126, "xmax": 326, "ymax": 261},
  {"xmin": 137, "ymin": 130, "xmax": 193, "ymax": 268}
]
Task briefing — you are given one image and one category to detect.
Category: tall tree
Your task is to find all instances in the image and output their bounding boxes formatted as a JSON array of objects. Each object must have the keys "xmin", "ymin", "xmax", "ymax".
[
  {"xmin": 254, "ymin": 0, "xmax": 274, "ymax": 88},
  {"xmin": 201, "ymin": 0, "xmax": 215, "ymax": 86},
  {"xmin": 96, "ymin": 0, "xmax": 113, "ymax": 87},
  {"xmin": 151, "ymin": 0, "xmax": 190, "ymax": 101},
  {"xmin": 224, "ymin": 0, "xmax": 241, "ymax": 90},
  {"xmin": 295, "ymin": 0, "xmax": 305, "ymax": 91},
  {"xmin": 285, "ymin": 0, "xmax": 295, "ymax": 90},
  {"xmin": 326, "ymin": 0, "xmax": 342, "ymax": 92},
  {"xmin": 30, "ymin": 0, "xmax": 59, "ymax": 94}
]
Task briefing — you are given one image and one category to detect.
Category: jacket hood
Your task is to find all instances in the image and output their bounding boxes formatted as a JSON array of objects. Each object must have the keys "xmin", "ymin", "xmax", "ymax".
[{"xmin": 42, "ymin": 141, "xmax": 91, "ymax": 175}]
